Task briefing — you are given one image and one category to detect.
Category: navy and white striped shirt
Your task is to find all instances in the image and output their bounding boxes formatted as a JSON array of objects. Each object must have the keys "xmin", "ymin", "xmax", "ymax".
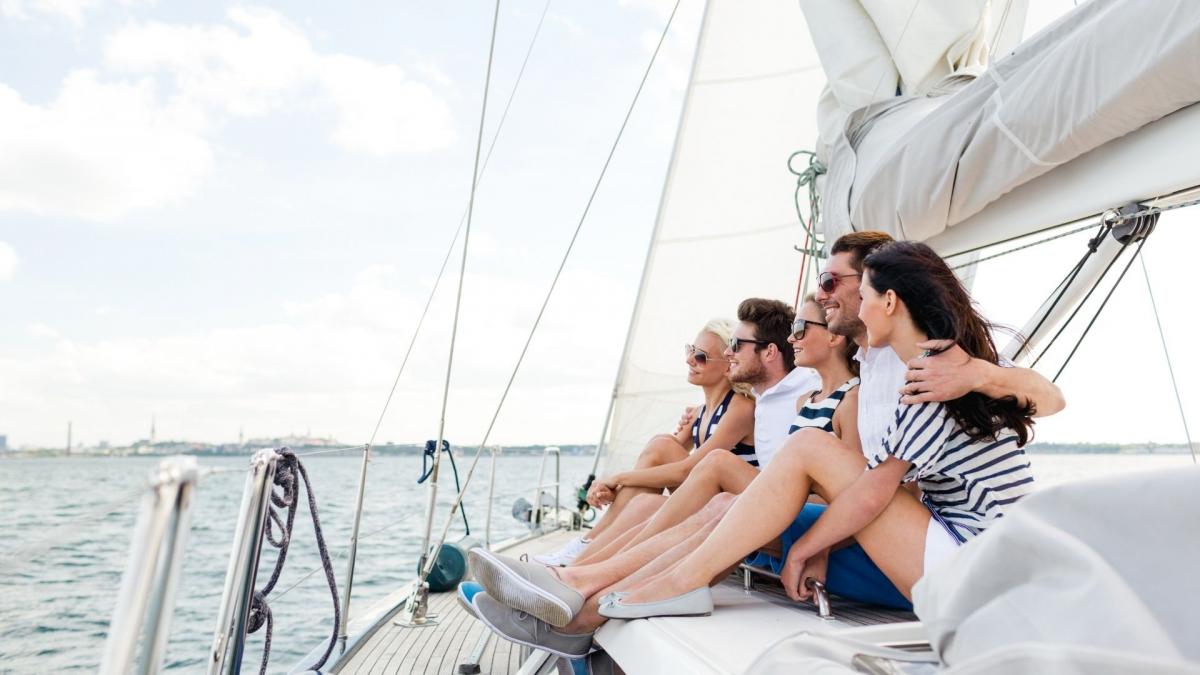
[
  {"xmin": 866, "ymin": 399, "xmax": 1035, "ymax": 543},
  {"xmin": 788, "ymin": 378, "xmax": 859, "ymax": 435}
]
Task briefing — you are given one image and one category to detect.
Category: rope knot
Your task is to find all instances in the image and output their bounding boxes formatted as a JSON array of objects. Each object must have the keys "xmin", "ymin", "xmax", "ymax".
[{"xmin": 247, "ymin": 591, "xmax": 270, "ymax": 634}]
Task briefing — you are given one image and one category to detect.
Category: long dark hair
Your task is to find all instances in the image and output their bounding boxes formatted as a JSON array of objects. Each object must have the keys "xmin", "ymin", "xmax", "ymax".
[{"xmin": 863, "ymin": 242, "xmax": 1035, "ymax": 446}]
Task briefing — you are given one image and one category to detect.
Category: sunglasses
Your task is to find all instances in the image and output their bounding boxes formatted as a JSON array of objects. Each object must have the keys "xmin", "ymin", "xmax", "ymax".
[
  {"xmin": 727, "ymin": 336, "xmax": 772, "ymax": 353},
  {"xmin": 684, "ymin": 344, "xmax": 726, "ymax": 365},
  {"xmin": 791, "ymin": 318, "xmax": 828, "ymax": 340},
  {"xmin": 817, "ymin": 271, "xmax": 862, "ymax": 293}
]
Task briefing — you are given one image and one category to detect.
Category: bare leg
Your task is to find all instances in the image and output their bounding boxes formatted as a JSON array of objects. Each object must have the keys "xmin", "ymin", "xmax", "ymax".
[
  {"xmin": 621, "ymin": 429, "xmax": 932, "ymax": 604},
  {"xmin": 572, "ymin": 494, "xmax": 663, "ymax": 566},
  {"xmin": 621, "ymin": 449, "xmax": 759, "ymax": 550},
  {"xmin": 587, "ymin": 435, "xmax": 688, "ymax": 540},
  {"xmin": 561, "ymin": 495, "xmax": 735, "ymax": 633},
  {"xmin": 552, "ymin": 492, "xmax": 737, "ymax": 598}
]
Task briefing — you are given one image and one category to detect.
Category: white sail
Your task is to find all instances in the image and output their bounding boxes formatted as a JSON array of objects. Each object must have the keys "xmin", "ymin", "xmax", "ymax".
[
  {"xmin": 820, "ymin": 0, "xmax": 1200, "ymax": 253},
  {"xmin": 602, "ymin": 0, "xmax": 825, "ymax": 474}
]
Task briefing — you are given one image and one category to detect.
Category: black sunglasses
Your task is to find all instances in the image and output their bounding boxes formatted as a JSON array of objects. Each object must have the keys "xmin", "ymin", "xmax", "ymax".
[
  {"xmin": 727, "ymin": 336, "xmax": 771, "ymax": 353},
  {"xmin": 817, "ymin": 271, "xmax": 861, "ymax": 293},
  {"xmin": 684, "ymin": 344, "xmax": 726, "ymax": 365},
  {"xmin": 791, "ymin": 318, "xmax": 827, "ymax": 340}
]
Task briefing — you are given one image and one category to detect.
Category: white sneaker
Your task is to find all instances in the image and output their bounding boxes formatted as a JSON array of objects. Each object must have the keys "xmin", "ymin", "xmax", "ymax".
[{"xmin": 532, "ymin": 536, "xmax": 590, "ymax": 566}]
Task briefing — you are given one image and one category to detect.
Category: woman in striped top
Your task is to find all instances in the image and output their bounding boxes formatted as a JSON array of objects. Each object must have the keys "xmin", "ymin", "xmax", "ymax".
[{"xmin": 603, "ymin": 242, "xmax": 1038, "ymax": 615}]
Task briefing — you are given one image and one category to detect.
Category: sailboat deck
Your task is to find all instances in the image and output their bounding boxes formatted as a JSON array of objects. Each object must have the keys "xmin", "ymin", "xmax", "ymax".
[{"xmin": 325, "ymin": 528, "xmax": 917, "ymax": 674}]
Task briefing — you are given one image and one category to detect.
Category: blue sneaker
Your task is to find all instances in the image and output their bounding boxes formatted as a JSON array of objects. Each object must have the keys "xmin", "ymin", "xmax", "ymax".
[{"xmin": 457, "ymin": 581, "xmax": 484, "ymax": 618}]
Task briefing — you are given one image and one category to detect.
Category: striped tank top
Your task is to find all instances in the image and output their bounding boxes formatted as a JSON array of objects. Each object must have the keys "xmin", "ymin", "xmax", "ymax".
[
  {"xmin": 691, "ymin": 389, "xmax": 758, "ymax": 467},
  {"xmin": 788, "ymin": 377, "xmax": 859, "ymax": 434}
]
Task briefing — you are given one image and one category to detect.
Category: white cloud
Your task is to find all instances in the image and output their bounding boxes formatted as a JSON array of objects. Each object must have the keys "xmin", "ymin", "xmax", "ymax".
[
  {"xmin": 0, "ymin": 242, "xmax": 17, "ymax": 280},
  {"xmin": 0, "ymin": 73, "xmax": 212, "ymax": 221},
  {"xmin": 0, "ymin": 261, "xmax": 633, "ymax": 447},
  {"xmin": 2, "ymin": 0, "xmax": 98, "ymax": 24},
  {"xmin": 318, "ymin": 55, "xmax": 455, "ymax": 156},
  {"xmin": 105, "ymin": 7, "xmax": 456, "ymax": 152},
  {"xmin": 0, "ymin": 6, "xmax": 455, "ymax": 221}
]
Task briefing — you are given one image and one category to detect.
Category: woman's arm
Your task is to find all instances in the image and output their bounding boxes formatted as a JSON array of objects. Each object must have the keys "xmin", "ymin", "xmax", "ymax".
[
  {"xmin": 780, "ymin": 458, "xmax": 909, "ymax": 599},
  {"xmin": 608, "ymin": 395, "xmax": 755, "ymax": 490},
  {"xmin": 831, "ymin": 388, "xmax": 861, "ymax": 453}
]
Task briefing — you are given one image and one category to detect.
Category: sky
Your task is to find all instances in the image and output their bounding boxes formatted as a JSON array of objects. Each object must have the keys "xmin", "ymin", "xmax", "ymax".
[{"xmin": 1, "ymin": 0, "xmax": 1196, "ymax": 451}]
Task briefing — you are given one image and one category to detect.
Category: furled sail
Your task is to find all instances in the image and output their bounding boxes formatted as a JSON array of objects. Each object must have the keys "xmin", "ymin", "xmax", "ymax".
[
  {"xmin": 819, "ymin": 0, "xmax": 1200, "ymax": 254},
  {"xmin": 601, "ymin": 0, "xmax": 825, "ymax": 474}
]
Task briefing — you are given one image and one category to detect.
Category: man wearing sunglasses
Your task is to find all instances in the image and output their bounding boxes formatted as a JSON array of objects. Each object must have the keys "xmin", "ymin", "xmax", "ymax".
[
  {"xmin": 816, "ymin": 231, "xmax": 1065, "ymax": 465},
  {"xmin": 723, "ymin": 298, "xmax": 820, "ymax": 468}
]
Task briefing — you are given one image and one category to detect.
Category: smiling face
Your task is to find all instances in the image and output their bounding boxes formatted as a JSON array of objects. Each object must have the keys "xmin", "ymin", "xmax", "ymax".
[
  {"xmin": 787, "ymin": 300, "xmax": 833, "ymax": 369},
  {"xmin": 724, "ymin": 321, "xmax": 767, "ymax": 386},
  {"xmin": 815, "ymin": 251, "xmax": 866, "ymax": 339},
  {"xmin": 685, "ymin": 330, "xmax": 730, "ymax": 386},
  {"xmin": 858, "ymin": 269, "xmax": 894, "ymax": 348}
]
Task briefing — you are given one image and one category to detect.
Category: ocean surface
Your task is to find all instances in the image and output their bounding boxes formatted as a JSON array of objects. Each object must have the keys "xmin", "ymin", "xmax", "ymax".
[{"xmin": 0, "ymin": 452, "xmax": 1193, "ymax": 673}]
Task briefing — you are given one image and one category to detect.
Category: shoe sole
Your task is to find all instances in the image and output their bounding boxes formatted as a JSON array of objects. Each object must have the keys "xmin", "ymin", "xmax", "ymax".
[
  {"xmin": 470, "ymin": 548, "xmax": 574, "ymax": 628},
  {"xmin": 457, "ymin": 590, "xmax": 479, "ymax": 618},
  {"xmin": 472, "ymin": 596, "xmax": 591, "ymax": 660}
]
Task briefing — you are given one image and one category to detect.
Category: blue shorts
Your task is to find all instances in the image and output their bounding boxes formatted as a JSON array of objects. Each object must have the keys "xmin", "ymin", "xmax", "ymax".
[{"xmin": 745, "ymin": 503, "xmax": 912, "ymax": 611}]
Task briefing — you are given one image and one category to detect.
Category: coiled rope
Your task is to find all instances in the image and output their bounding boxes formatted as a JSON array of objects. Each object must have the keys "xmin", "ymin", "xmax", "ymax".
[{"xmin": 245, "ymin": 448, "xmax": 339, "ymax": 675}]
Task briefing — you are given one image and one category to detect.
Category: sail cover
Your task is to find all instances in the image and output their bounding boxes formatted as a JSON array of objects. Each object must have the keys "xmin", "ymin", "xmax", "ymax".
[
  {"xmin": 602, "ymin": 0, "xmax": 825, "ymax": 474},
  {"xmin": 820, "ymin": 0, "xmax": 1200, "ymax": 250}
]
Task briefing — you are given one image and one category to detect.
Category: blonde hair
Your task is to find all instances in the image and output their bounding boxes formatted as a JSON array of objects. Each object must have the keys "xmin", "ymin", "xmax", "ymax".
[{"xmin": 699, "ymin": 317, "xmax": 755, "ymax": 398}]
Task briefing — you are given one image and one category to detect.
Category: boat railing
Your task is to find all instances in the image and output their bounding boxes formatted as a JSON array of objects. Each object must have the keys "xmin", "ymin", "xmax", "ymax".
[
  {"xmin": 99, "ymin": 455, "xmax": 200, "ymax": 675},
  {"xmin": 207, "ymin": 448, "xmax": 279, "ymax": 675},
  {"xmin": 530, "ymin": 445, "xmax": 561, "ymax": 531}
]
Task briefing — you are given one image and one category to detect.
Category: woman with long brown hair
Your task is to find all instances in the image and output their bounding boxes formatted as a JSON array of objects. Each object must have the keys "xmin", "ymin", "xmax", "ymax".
[{"xmin": 598, "ymin": 240, "xmax": 1039, "ymax": 618}]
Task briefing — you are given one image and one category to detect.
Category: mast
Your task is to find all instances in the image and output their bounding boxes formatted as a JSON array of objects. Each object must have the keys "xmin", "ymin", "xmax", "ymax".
[{"xmin": 589, "ymin": 0, "xmax": 713, "ymax": 478}]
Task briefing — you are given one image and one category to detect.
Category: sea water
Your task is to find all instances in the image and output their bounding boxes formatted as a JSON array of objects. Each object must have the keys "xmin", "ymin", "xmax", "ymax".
[{"xmin": 0, "ymin": 452, "xmax": 1192, "ymax": 672}]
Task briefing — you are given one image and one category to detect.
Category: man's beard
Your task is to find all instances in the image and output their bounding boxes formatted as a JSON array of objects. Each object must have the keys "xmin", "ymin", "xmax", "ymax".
[
  {"xmin": 729, "ymin": 357, "xmax": 766, "ymax": 386},
  {"xmin": 829, "ymin": 315, "xmax": 866, "ymax": 340}
]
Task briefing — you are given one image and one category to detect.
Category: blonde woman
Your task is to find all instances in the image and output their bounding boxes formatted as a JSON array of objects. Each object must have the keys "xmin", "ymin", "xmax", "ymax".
[{"xmin": 534, "ymin": 318, "xmax": 755, "ymax": 566}]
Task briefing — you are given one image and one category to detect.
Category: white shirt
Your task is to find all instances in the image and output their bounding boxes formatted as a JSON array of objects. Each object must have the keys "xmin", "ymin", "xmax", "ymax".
[
  {"xmin": 752, "ymin": 367, "xmax": 820, "ymax": 467},
  {"xmin": 855, "ymin": 345, "xmax": 908, "ymax": 460}
]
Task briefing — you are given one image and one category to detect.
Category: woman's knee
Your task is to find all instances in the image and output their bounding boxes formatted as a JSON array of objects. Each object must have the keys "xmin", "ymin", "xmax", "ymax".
[
  {"xmin": 639, "ymin": 435, "xmax": 686, "ymax": 465},
  {"xmin": 695, "ymin": 448, "xmax": 737, "ymax": 473}
]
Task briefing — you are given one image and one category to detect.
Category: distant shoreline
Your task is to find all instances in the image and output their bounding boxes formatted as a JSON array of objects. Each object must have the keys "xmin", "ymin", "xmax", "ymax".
[{"xmin": 1, "ymin": 442, "xmax": 1192, "ymax": 459}]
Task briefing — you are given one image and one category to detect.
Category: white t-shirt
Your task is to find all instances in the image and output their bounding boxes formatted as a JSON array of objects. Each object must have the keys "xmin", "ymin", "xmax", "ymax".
[
  {"xmin": 752, "ymin": 367, "xmax": 820, "ymax": 467},
  {"xmin": 854, "ymin": 345, "xmax": 908, "ymax": 460}
]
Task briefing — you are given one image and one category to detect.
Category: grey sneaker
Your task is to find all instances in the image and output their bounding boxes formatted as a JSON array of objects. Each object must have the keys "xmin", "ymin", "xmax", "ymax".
[
  {"xmin": 473, "ymin": 592, "xmax": 594, "ymax": 659},
  {"xmin": 469, "ymin": 548, "xmax": 585, "ymax": 627}
]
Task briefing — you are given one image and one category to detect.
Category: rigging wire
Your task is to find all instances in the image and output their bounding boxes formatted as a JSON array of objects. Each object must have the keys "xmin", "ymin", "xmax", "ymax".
[
  {"xmin": 1051, "ymin": 235, "xmax": 1149, "ymax": 382},
  {"xmin": 417, "ymin": 0, "xmax": 503, "ymax": 572},
  {"xmin": 359, "ymin": 0, "xmax": 554, "ymax": 456},
  {"xmin": 1019, "ymin": 219, "xmax": 1113, "ymax": 364},
  {"xmin": 951, "ymin": 222, "xmax": 1097, "ymax": 270},
  {"xmin": 274, "ymin": 513, "xmax": 420, "ymax": 602},
  {"xmin": 419, "ymin": 0, "xmax": 683, "ymax": 582},
  {"xmin": 1139, "ymin": 257, "xmax": 1197, "ymax": 464}
]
